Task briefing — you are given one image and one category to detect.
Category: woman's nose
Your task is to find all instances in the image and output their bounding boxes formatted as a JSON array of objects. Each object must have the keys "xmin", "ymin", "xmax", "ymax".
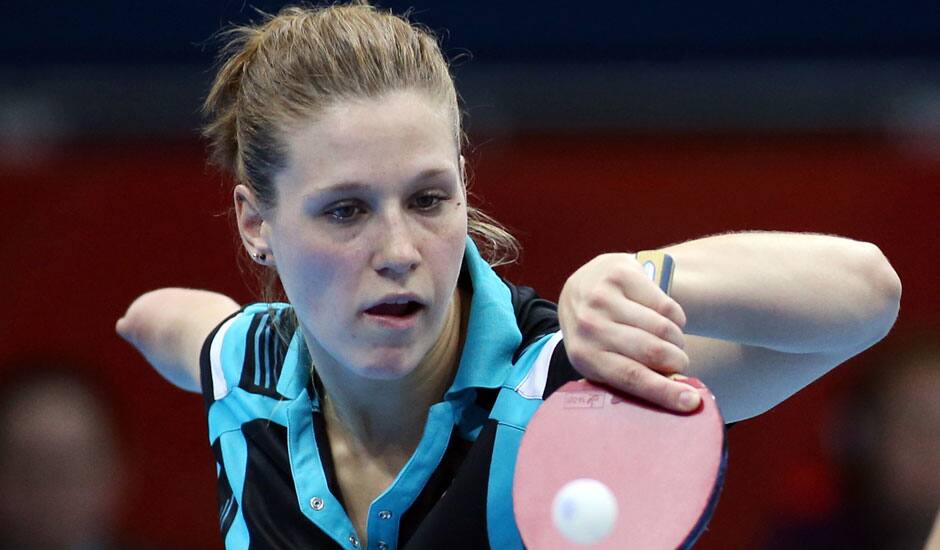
[{"xmin": 371, "ymin": 213, "xmax": 420, "ymax": 277}]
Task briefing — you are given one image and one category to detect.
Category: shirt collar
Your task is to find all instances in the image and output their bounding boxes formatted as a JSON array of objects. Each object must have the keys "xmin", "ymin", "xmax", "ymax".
[{"xmin": 444, "ymin": 236, "xmax": 522, "ymax": 398}]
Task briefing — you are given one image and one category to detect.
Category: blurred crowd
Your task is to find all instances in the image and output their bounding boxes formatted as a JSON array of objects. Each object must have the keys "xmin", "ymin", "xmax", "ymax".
[
  {"xmin": 767, "ymin": 336, "xmax": 940, "ymax": 549},
  {"xmin": 0, "ymin": 357, "xmax": 156, "ymax": 549}
]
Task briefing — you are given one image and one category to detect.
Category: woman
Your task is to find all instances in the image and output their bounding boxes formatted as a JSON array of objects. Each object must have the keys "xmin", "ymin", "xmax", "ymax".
[{"xmin": 116, "ymin": 4, "xmax": 901, "ymax": 549}]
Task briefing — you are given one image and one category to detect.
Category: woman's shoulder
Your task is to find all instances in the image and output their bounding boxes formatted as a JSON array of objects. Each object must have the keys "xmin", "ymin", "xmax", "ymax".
[
  {"xmin": 497, "ymin": 278, "xmax": 560, "ymax": 360},
  {"xmin": 200, "ymin": 302, "xmax": 301, "ymax": 405}
]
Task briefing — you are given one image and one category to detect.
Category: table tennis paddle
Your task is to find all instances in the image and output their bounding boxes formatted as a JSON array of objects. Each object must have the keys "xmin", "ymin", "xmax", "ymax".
[{"xmin": 513, "ymin": 251, "xmax": 727, "ymax": 549}]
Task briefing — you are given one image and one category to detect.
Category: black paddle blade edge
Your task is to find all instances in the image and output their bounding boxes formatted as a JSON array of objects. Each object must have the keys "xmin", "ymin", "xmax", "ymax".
[{"xmin": 677, "ymin": 426, "xmax": 729, "ymax": 550}]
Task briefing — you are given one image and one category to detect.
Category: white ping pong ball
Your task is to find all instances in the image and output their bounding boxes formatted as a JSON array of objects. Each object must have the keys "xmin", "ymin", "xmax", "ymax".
[{"xmin": 551, "ymin": 478, "xmax": 619, "ymax": 545}]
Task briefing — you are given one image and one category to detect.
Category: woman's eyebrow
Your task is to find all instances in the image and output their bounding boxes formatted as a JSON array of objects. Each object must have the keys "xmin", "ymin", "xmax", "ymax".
[
  {"xmin": 306, "ymin": 182, "xmax": 370, "ymax": 200},
  {"xmin": 304, "ymin": 167, "xmax": 457, "ymax": 201},
  {"xmin": 410, "ymin": 167, "xmax": 454, "ymax": 181}
]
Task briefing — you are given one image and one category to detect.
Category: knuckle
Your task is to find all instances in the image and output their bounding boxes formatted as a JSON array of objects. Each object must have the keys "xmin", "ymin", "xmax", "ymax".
[
  {"xmin": 606, "ymin": 264, "xmax": 633, "ymax": 286},
  {"xmin": 574, "ymin": 310, "xmax": 601, "ymax": 337},
  {"xmin": 616, "ymin": 365, "xmax": 643, "ymax": 391},
  {"xmin": 652, "ymin": 295, "xmax": 673, "ymax": 315},
  {"xmin": 652, "ymin": 318, "xmax": 673, "ymax": 341},
  {"xmin": 585, "ymin": 289, "xmax": 608, "ymax": 310},
  {"xmin": 642, "ymin": 342, "xmax": 668, "ymax": 366},
  {"xmin": 665, "ymin": 300, "xmax": 683, "ymax": 321}
]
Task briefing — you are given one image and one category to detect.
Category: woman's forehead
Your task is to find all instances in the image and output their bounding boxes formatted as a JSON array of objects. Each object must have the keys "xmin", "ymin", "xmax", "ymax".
[{"xmin": 277, "ymin": 91, "xmax": 459, "ymax": 191}]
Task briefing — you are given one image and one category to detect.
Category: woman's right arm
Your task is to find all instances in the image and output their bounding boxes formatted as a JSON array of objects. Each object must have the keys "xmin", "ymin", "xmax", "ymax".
[{"xmin": 116, "ymin": 288, "xmax": 241, "ymax": 393}]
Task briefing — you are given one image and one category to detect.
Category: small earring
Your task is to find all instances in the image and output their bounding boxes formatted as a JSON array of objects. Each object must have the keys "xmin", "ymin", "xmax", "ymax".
[{"xmin": 251, "ymin": 251, "xmax": 267, "ymax": 262}]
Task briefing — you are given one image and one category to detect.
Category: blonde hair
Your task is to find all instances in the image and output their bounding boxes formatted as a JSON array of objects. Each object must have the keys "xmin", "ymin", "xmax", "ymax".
[{"xmin": 202, "ymin": 2, "xmax": 518, "ymax": 291}]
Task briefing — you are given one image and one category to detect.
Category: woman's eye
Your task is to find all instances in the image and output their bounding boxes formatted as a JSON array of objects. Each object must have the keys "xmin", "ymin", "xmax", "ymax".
[
  {"xmin": 413, "ymin": 193, "xmax": 445, "ymax": 210},
  {"xmin": 324, "ymin": 203, "xmax": 363, "ymax": 222}
]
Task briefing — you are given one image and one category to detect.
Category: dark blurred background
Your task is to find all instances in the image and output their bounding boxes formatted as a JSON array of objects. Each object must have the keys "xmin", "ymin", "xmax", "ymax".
[{"xmin": 2, "ymin": 1, "xmax": 938, "ymax": 548}]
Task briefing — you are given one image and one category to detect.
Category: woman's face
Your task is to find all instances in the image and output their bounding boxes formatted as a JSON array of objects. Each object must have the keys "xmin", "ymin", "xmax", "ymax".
[{"xmin": 264, "ymin": 90, "xmax": 467, "ymax": 380}]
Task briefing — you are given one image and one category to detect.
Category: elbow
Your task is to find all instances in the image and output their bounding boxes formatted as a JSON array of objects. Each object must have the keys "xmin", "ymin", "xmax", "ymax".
[
  {"xmin": 854, "ymin": 241, "xmax": 902, "ymax": 346},
  {"xmin": 116, "ymin": 297, "xmax": 146, "ymax": 347},
  {"xmin": 115, "ymin": 289, "xmax": 174, "ymax": 351}
]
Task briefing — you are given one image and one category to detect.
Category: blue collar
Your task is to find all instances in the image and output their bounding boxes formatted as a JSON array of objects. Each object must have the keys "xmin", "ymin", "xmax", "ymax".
[{"xmin": 445, "ymin": 236, "xmax": 522, "ymax": 397}]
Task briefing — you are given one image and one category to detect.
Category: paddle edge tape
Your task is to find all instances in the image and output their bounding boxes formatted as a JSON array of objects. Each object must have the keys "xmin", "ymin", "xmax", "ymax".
[{"xmin": 635, "ymin": 250, "xmax": 675, "ymax": 294}]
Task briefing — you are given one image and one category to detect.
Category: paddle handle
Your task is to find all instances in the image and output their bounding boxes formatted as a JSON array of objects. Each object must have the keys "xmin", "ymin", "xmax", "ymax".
[{"xmin": 635, "ymin": 251, "xmax": 675, "ymax": 295}]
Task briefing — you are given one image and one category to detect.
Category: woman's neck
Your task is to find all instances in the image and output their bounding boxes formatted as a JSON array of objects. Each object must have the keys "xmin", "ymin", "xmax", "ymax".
[{"xmin": 311, "ymin": 287, "xmax": 468, "ymax": 456}]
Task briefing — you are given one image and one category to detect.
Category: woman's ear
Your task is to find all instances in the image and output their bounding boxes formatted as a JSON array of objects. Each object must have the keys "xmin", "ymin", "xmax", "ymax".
[
  {"xmin": 234, "ymin": 185, "xmax": 275, "ymax": 267},
  {"xmin": 459, "ymin": 155, "xmax": 468, "ymax": 199}
]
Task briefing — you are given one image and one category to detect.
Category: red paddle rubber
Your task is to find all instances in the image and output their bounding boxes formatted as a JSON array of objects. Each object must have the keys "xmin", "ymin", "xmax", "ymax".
[{"xmin": 514, "ymin": 378, "xmax": 726, "ymax": 549}]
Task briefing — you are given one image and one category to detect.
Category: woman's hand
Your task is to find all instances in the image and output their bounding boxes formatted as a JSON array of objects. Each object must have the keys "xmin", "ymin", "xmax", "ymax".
[{"xmin": 557, "ymin": 253, "xmax": 702, "ymax": 412}]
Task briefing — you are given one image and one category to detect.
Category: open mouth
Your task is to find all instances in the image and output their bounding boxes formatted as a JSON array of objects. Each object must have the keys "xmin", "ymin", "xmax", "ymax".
[{"xmin": 364, "ymin": 301, "xmax": 424, "ymax": 317}]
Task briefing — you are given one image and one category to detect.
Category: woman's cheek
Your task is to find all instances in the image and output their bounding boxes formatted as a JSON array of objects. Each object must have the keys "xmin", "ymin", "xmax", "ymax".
[{"xmin": 279, "ymin": 247, "xmax": 342, "ymax": 317}]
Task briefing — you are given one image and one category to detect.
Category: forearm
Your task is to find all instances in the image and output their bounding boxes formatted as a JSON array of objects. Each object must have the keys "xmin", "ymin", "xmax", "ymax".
[{"xmin": 662, "ymin": 231, "xmax": 901, "ymax": 355}]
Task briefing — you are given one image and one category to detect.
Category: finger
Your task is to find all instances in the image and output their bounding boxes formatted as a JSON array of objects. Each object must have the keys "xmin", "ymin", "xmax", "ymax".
[
  {"xmin": 590, "ymin": 351, "xmax": 702, "ymax": 412},
  {"xmin": 570, "ymin": 315, "xmax": 689, "ymax": 375},
  {"xmin": 657, "ymin": 294, "xmax": 687, "ymax": 330},
  {"xmin": 642, "ymin": 286, "xmax": 686, "ymax": 330},
  {"xmin": 607, "ymin": 266, "xmax": 687, "ymax": 329},
  {"xmin": 586, "ymin": 297, "xmax": 686, "ymax": 350}
]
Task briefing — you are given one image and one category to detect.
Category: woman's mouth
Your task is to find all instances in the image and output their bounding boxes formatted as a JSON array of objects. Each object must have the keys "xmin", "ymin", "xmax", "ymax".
[
  {"xmin": 365, "ymin": 301, "xmax": 423, "ymax": 317},
  {"xmin": 363, "ymin": 298, "xmax": 425, "ymax": 329}
]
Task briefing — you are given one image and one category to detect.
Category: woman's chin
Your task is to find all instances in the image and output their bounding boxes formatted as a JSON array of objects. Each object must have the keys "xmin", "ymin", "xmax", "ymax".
[{"xmin": 352, "ymin": 360, "xmax": 419, "ymax": 381}]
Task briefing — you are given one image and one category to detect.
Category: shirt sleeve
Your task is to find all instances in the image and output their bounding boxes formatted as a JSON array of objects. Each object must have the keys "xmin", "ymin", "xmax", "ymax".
[{"xmin": 198, "ymin": 303, "xmax": 292, "ymax": 412}]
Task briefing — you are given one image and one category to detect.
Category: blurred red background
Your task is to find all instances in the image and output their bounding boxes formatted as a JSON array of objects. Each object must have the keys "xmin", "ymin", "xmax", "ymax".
[{"xmin": 1, "ymin": 132, "xmax": 936, "ymax": 548}]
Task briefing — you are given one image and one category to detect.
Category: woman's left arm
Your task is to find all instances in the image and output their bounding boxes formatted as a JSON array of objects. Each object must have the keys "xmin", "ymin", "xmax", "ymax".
[
  {"xmin": 558, "ymin": 232, "xmax": 901, "ymax": 423},
  {"xmin": 662, "ymin": 232, "xmax": 901, "ymax": 421}
]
